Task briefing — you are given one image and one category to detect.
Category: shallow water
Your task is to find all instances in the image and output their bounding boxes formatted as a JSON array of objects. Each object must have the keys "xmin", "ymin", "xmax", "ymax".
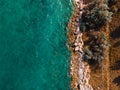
[{"xmin": 0, "ymin": 0, "xmax": 73, "ymax": 90}]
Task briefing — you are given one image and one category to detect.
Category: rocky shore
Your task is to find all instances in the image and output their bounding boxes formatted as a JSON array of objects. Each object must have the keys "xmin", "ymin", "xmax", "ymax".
[{"xmin": 68, "ymin": 0, "xmax": 93, "ymax": 90}]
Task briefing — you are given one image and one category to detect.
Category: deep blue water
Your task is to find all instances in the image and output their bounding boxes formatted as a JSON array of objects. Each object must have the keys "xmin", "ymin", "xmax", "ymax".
[{"xmin": 0, "ymin": 0, "xmax": 73, "ymax": 90}]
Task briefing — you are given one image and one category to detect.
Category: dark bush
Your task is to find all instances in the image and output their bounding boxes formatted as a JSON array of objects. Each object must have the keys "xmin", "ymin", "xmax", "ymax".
[
  {"xmin": 82, "ymin": 1, "xmax": 113, "ymax": 30},
  {"xmin": 83, "ymin": 32, "xmax": 108, "ymax": 66},
  {"xmin": 110, "ymin": 26, "xmax": 120, "ymax": 39},
  {"xmin": 113, "ymin": 41, "xmax": 120, "ymax": 47},
  {"xmin": 113, "ymin": 76, "xmax": 120, "ymax": 86},
  {"xmin": 108, "ymin": 0, "xmax": 118, "ymax": 6},
  {"xmin": 110, "ymin": 60, "xmax": 120, "ymax": 70}
]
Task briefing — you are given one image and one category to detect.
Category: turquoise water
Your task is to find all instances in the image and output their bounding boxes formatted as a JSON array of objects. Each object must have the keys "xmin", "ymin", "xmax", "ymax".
[{"xmin": 0, "ymin": 0, "xmax": 73, "ymax": 90}]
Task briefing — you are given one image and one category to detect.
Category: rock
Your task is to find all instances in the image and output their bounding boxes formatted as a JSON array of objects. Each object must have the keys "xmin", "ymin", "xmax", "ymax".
[
  {"xmin": 74, "ymin": 42, "xmax": 78, "ymax": 46},
  {"xmin": 75, "ymin": 18, "xmax": 80, "ymax": 22},
  {"xmin": 75, "ymin": 46, "xmax": 79, "ymax": 51}
]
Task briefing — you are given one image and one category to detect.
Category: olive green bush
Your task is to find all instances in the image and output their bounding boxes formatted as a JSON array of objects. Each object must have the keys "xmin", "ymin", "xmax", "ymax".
[
  {"xmin": 81, "ymin": 0, "xmax": 113, "ymax": 30},
  {"xmin": 83, "ymin": 32, "xmax": 108, "ymax": 65}
]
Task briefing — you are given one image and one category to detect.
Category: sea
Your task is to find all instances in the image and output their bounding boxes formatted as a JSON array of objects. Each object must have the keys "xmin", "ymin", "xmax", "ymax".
[{"xmin": 0, "ymin": 0, "xmax": 73, "ymax": 90}]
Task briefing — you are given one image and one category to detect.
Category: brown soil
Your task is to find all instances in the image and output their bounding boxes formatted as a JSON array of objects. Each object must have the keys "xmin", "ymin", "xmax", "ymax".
[
  {"xmin": 83, "ymin": 24, "xmax": 110, "ymax": 90},
  {"xmin": 109, "ymin": 1, "xmax": 120, "ymax": 89},
  {"xmin": 68, "ymin": 9, "xmax": 80, "ymax": 89}
]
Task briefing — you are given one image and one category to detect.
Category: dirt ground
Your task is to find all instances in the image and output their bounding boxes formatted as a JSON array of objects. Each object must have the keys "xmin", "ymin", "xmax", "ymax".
[{"xmin": 109, "ymin": 1, "xmax": 120, "ymax": 89}]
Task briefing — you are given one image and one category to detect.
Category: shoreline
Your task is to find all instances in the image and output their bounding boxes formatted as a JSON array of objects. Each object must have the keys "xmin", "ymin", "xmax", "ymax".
[{"xmin": 68, "ymin": 0, "xmax": 93, "ymax": 89}]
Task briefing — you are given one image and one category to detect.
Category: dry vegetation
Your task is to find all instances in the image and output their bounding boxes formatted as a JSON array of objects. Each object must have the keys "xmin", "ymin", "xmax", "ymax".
[
  {"xmin": 83, "ymin": 0, "xmax": 120, "ymax": 90},
  {"xmin": 69, "ymin": 0, "xmax": 120, "ymax": 89}
]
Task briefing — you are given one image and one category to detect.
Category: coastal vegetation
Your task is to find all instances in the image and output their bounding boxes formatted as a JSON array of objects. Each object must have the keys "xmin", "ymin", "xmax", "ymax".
[
  {"xmin": 108, "ymin": 0, "xmax": 118, "ymax": 6},
  {"xmin": 81, "ymin": 0, "xmax": 120, "ymax": 89},
  {"xmin": 81, "ymin": 0, "xmax": 113, "ymax": 30},
  {"xmin": 80, "ymin": 0, "xmax": 114, "ymax": 67},
  {"xmin": 83, "ymin": 32, "xmax": 108, "ymax": 65}
]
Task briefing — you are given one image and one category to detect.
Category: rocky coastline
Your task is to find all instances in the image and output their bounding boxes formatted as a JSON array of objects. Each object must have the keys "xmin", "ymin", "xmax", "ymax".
[{"xmin": 68, "ymin": 0, "xmax": 93, "ymax": 90}]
